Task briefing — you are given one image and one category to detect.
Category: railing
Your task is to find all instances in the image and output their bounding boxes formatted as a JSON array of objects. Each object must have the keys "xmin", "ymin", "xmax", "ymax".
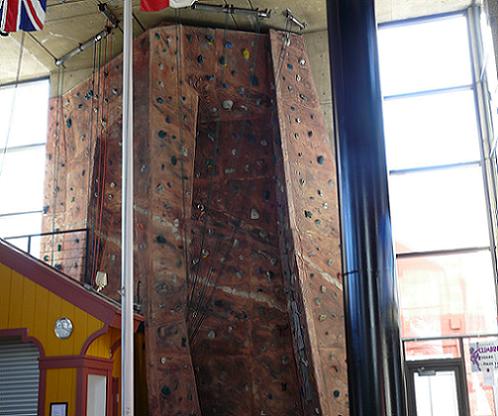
[{"xmin": 4, "ymin": 228, "xmax": 89, "ymax": 281}]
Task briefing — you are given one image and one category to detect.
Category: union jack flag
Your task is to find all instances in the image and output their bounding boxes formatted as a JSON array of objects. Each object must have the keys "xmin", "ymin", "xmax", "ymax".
[{"xmin": 0, "ymin": 0, "xmax": 47, "ymax": 33}]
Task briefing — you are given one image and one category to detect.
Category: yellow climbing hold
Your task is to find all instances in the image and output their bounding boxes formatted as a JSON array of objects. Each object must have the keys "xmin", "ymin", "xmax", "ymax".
[{"xmin": 242, "ymin": 48, "xmax": 250, "ymax": 60}]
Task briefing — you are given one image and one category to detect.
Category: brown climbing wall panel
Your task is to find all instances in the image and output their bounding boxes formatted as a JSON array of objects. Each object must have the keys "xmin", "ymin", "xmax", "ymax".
[
  {"xmin": 181, "ymin": 26, "xmax": 303, "ymax": 416},
  {"xmin": 145, "ymin": 27, "xmax": 201, "ymax": 415},
  {"xmin": 269, "ymin": 30, "xmax": 349, "ymax": 416},
  {"xmin": 42, "ymin": 89, "xmax": 95, "ymax": 280}
]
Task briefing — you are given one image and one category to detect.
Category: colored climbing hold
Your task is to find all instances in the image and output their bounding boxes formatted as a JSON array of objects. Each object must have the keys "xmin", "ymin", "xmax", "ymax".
[
  {"xmin": 224, "ymin": 40, "xmax": 233, "ymax": 49},
  {"xmin": 219, "ymin": 56, "xmax": 226, "ymax": 66},
  {"xmin": 317, "ymin": 155, "xmax": 325, "ymax": 164},
  {"xmin": 156, "ymin": 235, "xmax": 167, "ymax": 244},
  {"xmin": 242, "ymin": 48, "xmax": 250, "ymax": 60},
  {"xmin": 66, "ymin": 118, "xmax": 72, "ymax": 128},
  {"xmin": 222, "ymin": 100, "xmax": 234, "ymax": 110},
  {"xmin": 250, "ymin": 74, "xmax": 259, "ymax": 86},
  {"xmin": 161, "ymin": 386, "xmax": 171, "ymax": 397},
  {"xmin": 304, "ymin": 210, "xmax": 313, "ymax": 218},
  {"xmin": 287, "ymin": 63, "xmax": 294, "ymax": 71},
  {"xmin": 197, "ymin": 54, "xmax": 204, "ymax": 64},
  {"xmin": 250, "ymin": 208, "xmax": 260, "ymax": 220}
]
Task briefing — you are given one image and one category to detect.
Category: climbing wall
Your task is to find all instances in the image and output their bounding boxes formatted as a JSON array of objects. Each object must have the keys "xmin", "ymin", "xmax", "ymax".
[
  {"xmin": 43, "ymin": 24, "xmax": 349, "ymax": 416},
  {"xmin": 42, "ymin": 87, "xmax": 95, "ymax": 280},
  {"xmin": 180, "ymin": 26, "xmax": 303, "ymax": 416},
  {"xmin": 145, "ymin": 27, "xmax": 201, "ymax": 415},
  {"xmin": 44, "ymin": 30, "xmax": 203, "ymax": 415},
  {"xmin": 269, "ymin": 30, "xmax": 349, "ymax": 416}
]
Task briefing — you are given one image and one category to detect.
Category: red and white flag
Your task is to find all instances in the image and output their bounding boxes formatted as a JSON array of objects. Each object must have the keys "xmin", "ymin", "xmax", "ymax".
[{"xmin": 140, "ymin": 0, "xmax": 195, "ymax": 12}]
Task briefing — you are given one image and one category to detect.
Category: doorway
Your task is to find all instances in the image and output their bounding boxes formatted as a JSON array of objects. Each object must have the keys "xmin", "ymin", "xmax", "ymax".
[{"xmin": 406, "ymin": 359, "xmax": 469, "ymax": 416}]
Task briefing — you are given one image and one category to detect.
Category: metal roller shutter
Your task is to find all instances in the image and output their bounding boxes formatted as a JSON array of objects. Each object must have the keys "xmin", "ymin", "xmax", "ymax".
[{"xmin": 0, "ymin": 340, "xmax": 40, "ymax": 416}]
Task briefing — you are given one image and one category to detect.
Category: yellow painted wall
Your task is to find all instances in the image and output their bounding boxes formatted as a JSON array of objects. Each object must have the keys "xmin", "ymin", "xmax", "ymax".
[
  {"xmin": 45, "ymin": 368, "xmax": 77, "ymax": 416},
  {"xmin": 0, "ymin": 261, "xmax": 117, "ymax": 416},
  {"xmin": 86, "ymin": 327, "xmax": 120, "ymax": 359},
  {"xmin": 0, "ymin": 262, "xmax": 105, "ymax": 356}
]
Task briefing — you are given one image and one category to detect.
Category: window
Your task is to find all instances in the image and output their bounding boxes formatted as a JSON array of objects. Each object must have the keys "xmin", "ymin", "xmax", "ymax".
[
  {"xmin": 0, "ymin": 78, "xmax": 49, "ymax": 253},
  {"xmin": 379, "ymin": 13, "xmax": 498, "ymax": 339},
  {"xmin": 86, "ymin": 374, "xmax": 107, "ymax": 416}
]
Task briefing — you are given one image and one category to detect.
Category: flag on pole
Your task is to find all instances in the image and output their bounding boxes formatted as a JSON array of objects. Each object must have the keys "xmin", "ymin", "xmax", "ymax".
[
  {"xmin": 140, "ymin": 0, "xmax": 195, "ymax": 12},
  {"xmin": 0, "ymin": 0, "xmax": 47, "ymax": 33}
]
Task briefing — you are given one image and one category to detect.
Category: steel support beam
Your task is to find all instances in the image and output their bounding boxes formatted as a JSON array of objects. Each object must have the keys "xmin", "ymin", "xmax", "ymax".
[{"xmin": 326, "ymin": 1, "xmax": 407, "ymax": 415}]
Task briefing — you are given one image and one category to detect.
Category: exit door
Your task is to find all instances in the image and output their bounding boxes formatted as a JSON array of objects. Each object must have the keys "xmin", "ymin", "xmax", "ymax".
[{"xmin": 406, "ymin": 359, "xmax": 469, "ymax": 416}]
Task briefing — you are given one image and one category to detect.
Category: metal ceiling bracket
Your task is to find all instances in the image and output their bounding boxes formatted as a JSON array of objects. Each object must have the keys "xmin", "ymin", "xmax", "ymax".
[
  {"xmin": 284, "ymin": 8, "xmax": 306, "ymax": 31},
  {"xmin": 54, "ymin": 3, "xmax": 119, "ymax": 67}
]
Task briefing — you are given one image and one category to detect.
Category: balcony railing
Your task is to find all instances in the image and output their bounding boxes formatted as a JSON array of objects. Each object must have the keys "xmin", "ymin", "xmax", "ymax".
[{"xmin": 4, "ymin": 228, "xmax": 89, "ymax": 281}]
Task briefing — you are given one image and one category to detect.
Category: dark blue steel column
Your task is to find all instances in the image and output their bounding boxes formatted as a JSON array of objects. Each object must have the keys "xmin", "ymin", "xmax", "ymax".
[{"xmin": 326, "ymin": 1, "xmax": 407, "ymax": 415}]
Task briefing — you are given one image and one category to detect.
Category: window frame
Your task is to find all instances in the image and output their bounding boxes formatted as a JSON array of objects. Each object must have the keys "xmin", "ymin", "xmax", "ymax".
[
  {"xmin": 0, "ymin": 76, "xmax": 50, "ymax": 241},
  {"xmin": 379, "ymin": 7, "xmax": 498, "ymax": 327}
]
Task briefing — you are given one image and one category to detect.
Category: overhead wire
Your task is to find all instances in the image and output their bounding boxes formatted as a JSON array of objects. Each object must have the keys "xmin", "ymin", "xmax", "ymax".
[{"xmin": 0, "ymin": 32, "xmax": 26, "ymax": 178}]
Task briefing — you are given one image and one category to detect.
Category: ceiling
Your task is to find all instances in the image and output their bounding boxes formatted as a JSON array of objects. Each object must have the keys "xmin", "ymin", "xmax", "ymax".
[{"xmin": 0, "ymin": 0, "xmax": 474, "ymax": 89}]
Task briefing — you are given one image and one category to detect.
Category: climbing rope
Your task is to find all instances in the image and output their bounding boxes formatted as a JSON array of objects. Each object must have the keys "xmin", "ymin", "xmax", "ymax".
[
  {"xmin": 184, "ymin": 11, "xmax": 233, "ymax": 340},
  {"xmin": 187, "ymin": 12, "xmax": 266, "ymax": 344}
]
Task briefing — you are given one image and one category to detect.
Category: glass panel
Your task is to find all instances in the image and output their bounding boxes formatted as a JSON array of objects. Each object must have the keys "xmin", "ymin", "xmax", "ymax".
[
  {"xmin": 379, "ymin": 15, "xmax": 473, "ymax": 96},
  {"xmin": 398, "ymin": 251, "xmax": 497, "ymax": 339},
  {"xmin": 414, "ymin": 370, "xmax": 459, "ymax": 416},
  {"xmin": 0, "ymin": 212, "xmax": 42, "ymax": 239},
  {"xmin": 0, "ymin": 146, "xmax": 46, "ymax": 215},
  {"xmin": 405, "ymin": 340, "xmax": 461, "ymax": 361},
  {"xmin": 0, "ymin": 79, "xmax": 49, "ymax": 148},
  {"xmin": 390, "ymin": 166, "xmax": 490, "ymax": 253},
  {"xmin": 384, "ymin": 89, "xmax": 481, "ymax": 170}
]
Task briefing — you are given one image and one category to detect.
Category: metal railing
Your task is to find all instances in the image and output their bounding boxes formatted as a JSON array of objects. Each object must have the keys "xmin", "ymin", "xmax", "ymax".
[{"xmin": 4, "ymin": 228, "xmax": 89, "ymax": 280}]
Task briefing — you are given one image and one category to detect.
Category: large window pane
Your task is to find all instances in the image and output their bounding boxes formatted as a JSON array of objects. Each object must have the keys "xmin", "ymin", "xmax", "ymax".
[
  {"xmin": 0, "ymin": 146, "xmax": 46, "ymax": 215},
  {"xmin": 0, "ymin": 79, "xmax": 49, "ymax": 148},
  {"xmin": 384, "ymin": 89, "xmax": 481, "ymax": 170},
  {"xmin": 398, "ymin": 251, "xmax": 497, "ymax": 338},
  {"xmin": 390, "ymin": 166, "xmax": 490, "ymax": 253},
  {"xmin": 379, "ymin": 15, "xmax": 473, "ymax": 96}
]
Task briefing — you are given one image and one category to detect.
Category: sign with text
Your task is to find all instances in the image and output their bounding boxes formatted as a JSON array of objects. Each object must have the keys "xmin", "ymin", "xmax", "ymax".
[{"xmin": 470, "ymin": 340, "xmax": 498, "ymax": 372}]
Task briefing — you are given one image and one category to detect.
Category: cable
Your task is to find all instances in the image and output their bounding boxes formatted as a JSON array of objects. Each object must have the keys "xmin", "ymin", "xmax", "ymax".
[{"xmin": 0, "ymin": 32, "xmax": 25, "ymax": 177}]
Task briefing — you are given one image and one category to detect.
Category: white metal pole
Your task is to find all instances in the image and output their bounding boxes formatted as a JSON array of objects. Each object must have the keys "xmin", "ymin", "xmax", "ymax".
[{"xmin": 121, "ymin": 0, "xmax": 134, "ymax": 415}]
